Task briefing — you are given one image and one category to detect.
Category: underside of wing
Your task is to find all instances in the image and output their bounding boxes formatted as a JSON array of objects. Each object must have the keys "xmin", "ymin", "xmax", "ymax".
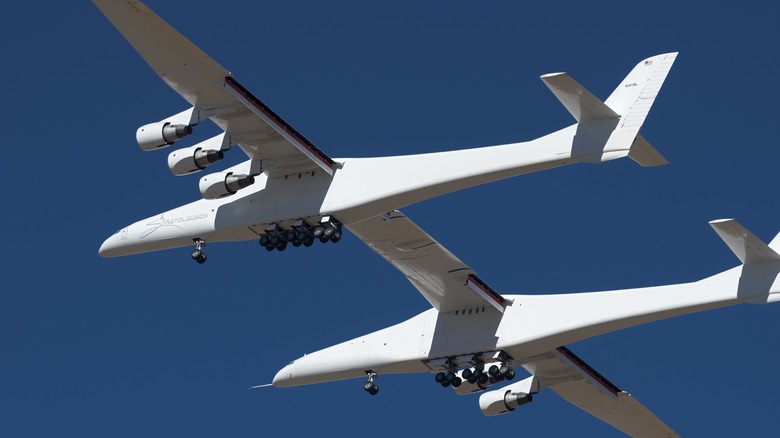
[
  {"xmin": 92, "ymin": 0, "xmax": 337, "ymax": 176},
  {"xmin": 346, "ymin": 210, "xmax": 511, "ymax": 313},
  {"xmin": 521, "ymin": 346, "xmax": 678, "ymax": 437}
]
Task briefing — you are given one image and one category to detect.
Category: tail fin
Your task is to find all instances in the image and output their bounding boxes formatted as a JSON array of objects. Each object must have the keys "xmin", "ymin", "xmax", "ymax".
[
  {"xmin": 542, "ymin": 53, "xmax": 677, "ymax": 167},
  {"xmin": 604, "ymin": 52, "xmax": 678, "ymax": 129},
  {"xmin": 709, "ymin": 219, "xmax": 780, "ymax": 304}
]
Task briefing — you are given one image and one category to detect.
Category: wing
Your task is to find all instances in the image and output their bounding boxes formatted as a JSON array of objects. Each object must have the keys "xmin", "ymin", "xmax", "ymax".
[
  {"xmin": 521, "ymin": 346, "xmax": 678, "ymax": 437},
  {"xmin": 346, "ymin": 210, "xmax": 511, "ymax": 313},
  {"xmin": 92, "ymin": 0, "xmax": 337, "ymax": 176}
]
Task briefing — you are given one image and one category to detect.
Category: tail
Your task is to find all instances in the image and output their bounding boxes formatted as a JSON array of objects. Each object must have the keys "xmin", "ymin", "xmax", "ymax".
[
  {"xmin": 541, "ymin": 52, "xmax": 678, "ymax": 167},
  {"xmin": 709, "ymin": 219, "xmax": 780, "ymax": 304}
]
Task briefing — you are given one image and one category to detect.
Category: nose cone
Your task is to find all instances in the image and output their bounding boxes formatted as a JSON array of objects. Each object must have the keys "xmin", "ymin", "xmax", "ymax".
[
  {"xmin": 98, "ymin": 229, "xmax": 128, "ymax": 258},
  {"xmin": 273, "ymin": 361, "xmax": 296, "ymax": 387}
]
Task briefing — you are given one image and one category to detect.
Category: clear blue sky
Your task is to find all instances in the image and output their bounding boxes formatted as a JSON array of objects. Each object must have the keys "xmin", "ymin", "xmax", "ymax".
[{"xmin": 2, "ymin": 1, "xmax": 779, "ymax": 436}]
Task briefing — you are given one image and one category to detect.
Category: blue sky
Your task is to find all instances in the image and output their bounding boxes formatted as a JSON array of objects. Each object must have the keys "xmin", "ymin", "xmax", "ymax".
[{"xmin": 2, "ymin": 1, "xmax": 780, "ymax": 436}]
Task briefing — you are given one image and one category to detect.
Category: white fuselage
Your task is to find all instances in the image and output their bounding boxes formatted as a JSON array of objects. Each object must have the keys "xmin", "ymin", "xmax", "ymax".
[
  {"xmin": 272, "ymin": 264, "xmax": 780, "ymax": 388},
  {"xmin": 99, "ymin": 123, "xmax": 627, "ymax": 257}
]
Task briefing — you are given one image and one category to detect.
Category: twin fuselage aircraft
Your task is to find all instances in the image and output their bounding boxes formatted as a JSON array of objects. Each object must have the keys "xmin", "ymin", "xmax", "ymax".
[{"xmin": 94, "ymin": 1, "xmax": 780, "ymax": 436}]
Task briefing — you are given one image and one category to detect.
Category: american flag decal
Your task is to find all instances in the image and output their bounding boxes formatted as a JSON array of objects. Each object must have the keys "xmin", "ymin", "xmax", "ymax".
[{"xmin": 644, "ymin": 59, "xmax": 653, "ymax": 66}]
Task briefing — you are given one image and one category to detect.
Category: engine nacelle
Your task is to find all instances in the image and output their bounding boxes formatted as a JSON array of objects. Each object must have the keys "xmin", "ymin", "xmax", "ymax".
[
  {"xmin": 136, "ymin": 121, "xmax": 193, "ymax": 151},
  {"xmin": 168, "ymin": 146, "xmax": 225, "ymax": 176},
  {"xmin": 199, "ymin": 171, "xmax": 255, "ymax": 199},
  {"xmin": 478, "ymin": 388, "xmax": 533, "ymax": 416}
]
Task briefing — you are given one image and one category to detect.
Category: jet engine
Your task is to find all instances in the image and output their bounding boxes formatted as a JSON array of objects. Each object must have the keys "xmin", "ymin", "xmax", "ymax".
[
  {"xmin": 199, "ymin": 171, "xmax": 255, "ymax": 199},
  {"xmin": 168, "ymin": 145, "xmax": 225, "ymax": 175},
  {"xmin": 478, "ymin": 388, "xmax": 533, "ymax": 416},
  {"xmin": 136, "ymin": 121, "xmax": 193, "ymax": 151},
  {"xmin": 478, "ymin": 376, "xmax": 538, "ymax": 416}
]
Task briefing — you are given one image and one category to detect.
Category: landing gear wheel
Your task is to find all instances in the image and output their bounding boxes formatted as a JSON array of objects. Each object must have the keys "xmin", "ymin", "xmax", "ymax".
[
  {"xmin": 191, "ymin": 250, "xmax": 207, "ymax": 264},
  {"xmin": 323, "ymin": 225, "xmax": 335, "ymax": 237},
  {"xmin": 191, "ymin": 239, "xmax": 207, "ymax": 264},
  {"xmin": 364, "ymin": 372, "xmax": 379, "ymax": 395},
  {"xmin": 363, "ymin": 381, "xmax": 379, "ymax": 395},
  {"xmin": 259, "ymin": 235, "xmax": 271, "ymax": 247},
  {"xmin": 330, "ymin": 231, "xmax": 342, "ymax": 243},
  {"xmin": 451, "ymin": 377, "xmax": 462, "ymax": 388},
  {"xmin": 312, "ymin": 226, "xmax": 324, "ymax": 238},
  {"xmin": 434, "ymin": 372, "xmax": 447, "ymax": 383},
  {"xmin": 488, "ymin": 365, "xmax": 499, "ymax": 376},
  {"xmin": 276, "ymin": 241, "xmax": 287, "ymax": 251},
  {"xmin": 461, "ymin": 369, "xmax": 473, "ymax": 380},
  {"xmin": 505, "ymin": 368, "xmax": 516, "ymax": 381},
  {"xmin": 265, "ymin": 245, "xmax": 275, "ymax": 252},
  {"xmin": 303, "ymin": 238, "xmax": 314, "ymax": 247},
  {"xmin": 478, "ymin": 374, "xmax": 489, "ymax": 385},
  {"xmin": 319, "ymin": 236, "xmax": 330, "ymax": 244},
  {"xmin": 292, "ymin": 240, "xmax": 302, "ymax": 247}
]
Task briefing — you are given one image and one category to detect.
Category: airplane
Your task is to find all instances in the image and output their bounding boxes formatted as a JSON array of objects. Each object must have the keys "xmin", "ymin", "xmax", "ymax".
[
  {"xmin": 93, "ymin": 0, "xmax": 676, "ymax": 264},
  {"xmin": 271, "ymin": 210, "xmax": 780, "ymax": 436}
]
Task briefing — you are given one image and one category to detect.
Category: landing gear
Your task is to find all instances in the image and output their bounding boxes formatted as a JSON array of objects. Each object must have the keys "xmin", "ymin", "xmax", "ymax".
[
  {"xmin": 191, "ymin": 239, "xmax": 207, "ymax": 264},
  {"xmin": 486, "ymin": 361, "xmax": 515, "ymax": 383},
  {"xmin": 431, "ymin": 354, "xmax": 515, "ymax": 390},
  {"xmin": 363, "ymin": 371, "xmax": 379, "ymax": 395},
  {"xmin": 257, "ymin": 217, "xmax": 343, "ymax": 253}
]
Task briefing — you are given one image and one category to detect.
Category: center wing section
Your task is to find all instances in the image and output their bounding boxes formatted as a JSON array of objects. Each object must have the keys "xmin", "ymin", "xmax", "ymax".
[
  {"xmin": 92, "ymin": 0, "xmax": 337, "ymax": 176},
  {"xmin": 521, "ymin": 346, "xmax": 678, "ymax": 437},
  {"xmin": 347, "ymin": 210, "xmax": 511, "ymax": 313}
]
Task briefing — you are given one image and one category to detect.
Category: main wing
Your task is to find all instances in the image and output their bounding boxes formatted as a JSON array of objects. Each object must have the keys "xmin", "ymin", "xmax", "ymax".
[
  {"xmin": 346, "ymin": 210, "xmax": 511, "ymax": 313},
  {"xmin": 520, "ymin": 346, "xmax": 678, "ymax": 437},
  {"xmin": 92, "ymin": 0, "xmax": 337, "ymax": 176}
]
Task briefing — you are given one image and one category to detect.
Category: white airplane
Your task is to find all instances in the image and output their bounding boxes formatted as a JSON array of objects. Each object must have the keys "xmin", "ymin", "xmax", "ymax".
[
  {"xmin": 272, "ymin": 210, "xmax": 780, "ymax": 436},
  {"xmin": 93, "ymin": 0, "xmax": 675, "ymax": 263}
]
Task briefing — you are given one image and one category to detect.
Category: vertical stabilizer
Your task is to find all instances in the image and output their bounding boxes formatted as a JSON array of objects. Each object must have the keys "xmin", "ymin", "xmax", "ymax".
[{"xmin": 605, "ymin": 52, "xmax": 678, "ymax": 129}]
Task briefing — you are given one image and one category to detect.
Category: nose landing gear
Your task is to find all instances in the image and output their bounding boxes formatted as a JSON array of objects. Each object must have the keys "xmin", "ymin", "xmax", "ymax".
[
  {"xmin": 191, "ymin": 239, "xmax": 207, "ymax": 264},
  {"xmin": 363, "ymin": 371, "xmax": 379, "ymax": 395}
]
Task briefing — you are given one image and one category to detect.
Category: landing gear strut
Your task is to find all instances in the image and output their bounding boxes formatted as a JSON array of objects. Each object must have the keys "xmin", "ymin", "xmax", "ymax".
[
  {"xmin": 363, "ymin": 371, "xmax": 379, "ymax": 395},
  {"xmin": 191, "ymin": 239, "xmax": 207, "ymax": 264}
]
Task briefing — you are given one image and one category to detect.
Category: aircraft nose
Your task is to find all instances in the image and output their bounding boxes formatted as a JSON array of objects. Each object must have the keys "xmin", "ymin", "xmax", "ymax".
[
  {"xmin": 98, "ymin": 229, "xmax": 127, "ymax": 258},
  {"xmin": 272, "ymin": 362, "xmax": 296, "ymax": 387}
]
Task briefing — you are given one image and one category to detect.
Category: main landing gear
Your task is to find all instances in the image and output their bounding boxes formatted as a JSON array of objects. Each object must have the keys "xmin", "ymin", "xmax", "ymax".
[
  {"xmin": 433, "ymin": 357, "xmax": 515, "ymax": 389},
  {"xmin": 258, "ymin": 217, "xmax": 343, "ymax": 252},
  {"xmin": 191, "ymin": 239, "xmax": 207, "ymax": 264},
  {"xmin": 363, "ymin": 371, "xmax": 379, "ymax": 396}
]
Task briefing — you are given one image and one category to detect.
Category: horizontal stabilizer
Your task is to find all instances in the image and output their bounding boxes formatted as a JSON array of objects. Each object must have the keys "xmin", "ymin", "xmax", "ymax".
[
  {"xmin": 541, "ymin": 72, "xmax": 619, "ymax": 123},
  {"xmin": 710, "ymin": 219, "xmax": 780, "ymax": 265},
  {"xmin": 628, "ymin": 134, "xmax": 669, "ymax": 167}
]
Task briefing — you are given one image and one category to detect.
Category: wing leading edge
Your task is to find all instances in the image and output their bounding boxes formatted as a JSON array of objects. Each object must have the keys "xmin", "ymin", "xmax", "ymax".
[{"xmin": 346, "ymin": 211, "xmax": 511, "ymax": 313}]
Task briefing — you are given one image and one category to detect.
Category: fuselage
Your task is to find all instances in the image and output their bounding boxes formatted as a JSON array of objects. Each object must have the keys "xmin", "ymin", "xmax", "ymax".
[
  {"xmin": 100, "ymin": 122, "xmax": 630, "ymax": 257},
  {"xmin": 273, "ymin": 265, "xmax": 780, "ymax": 388}
]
